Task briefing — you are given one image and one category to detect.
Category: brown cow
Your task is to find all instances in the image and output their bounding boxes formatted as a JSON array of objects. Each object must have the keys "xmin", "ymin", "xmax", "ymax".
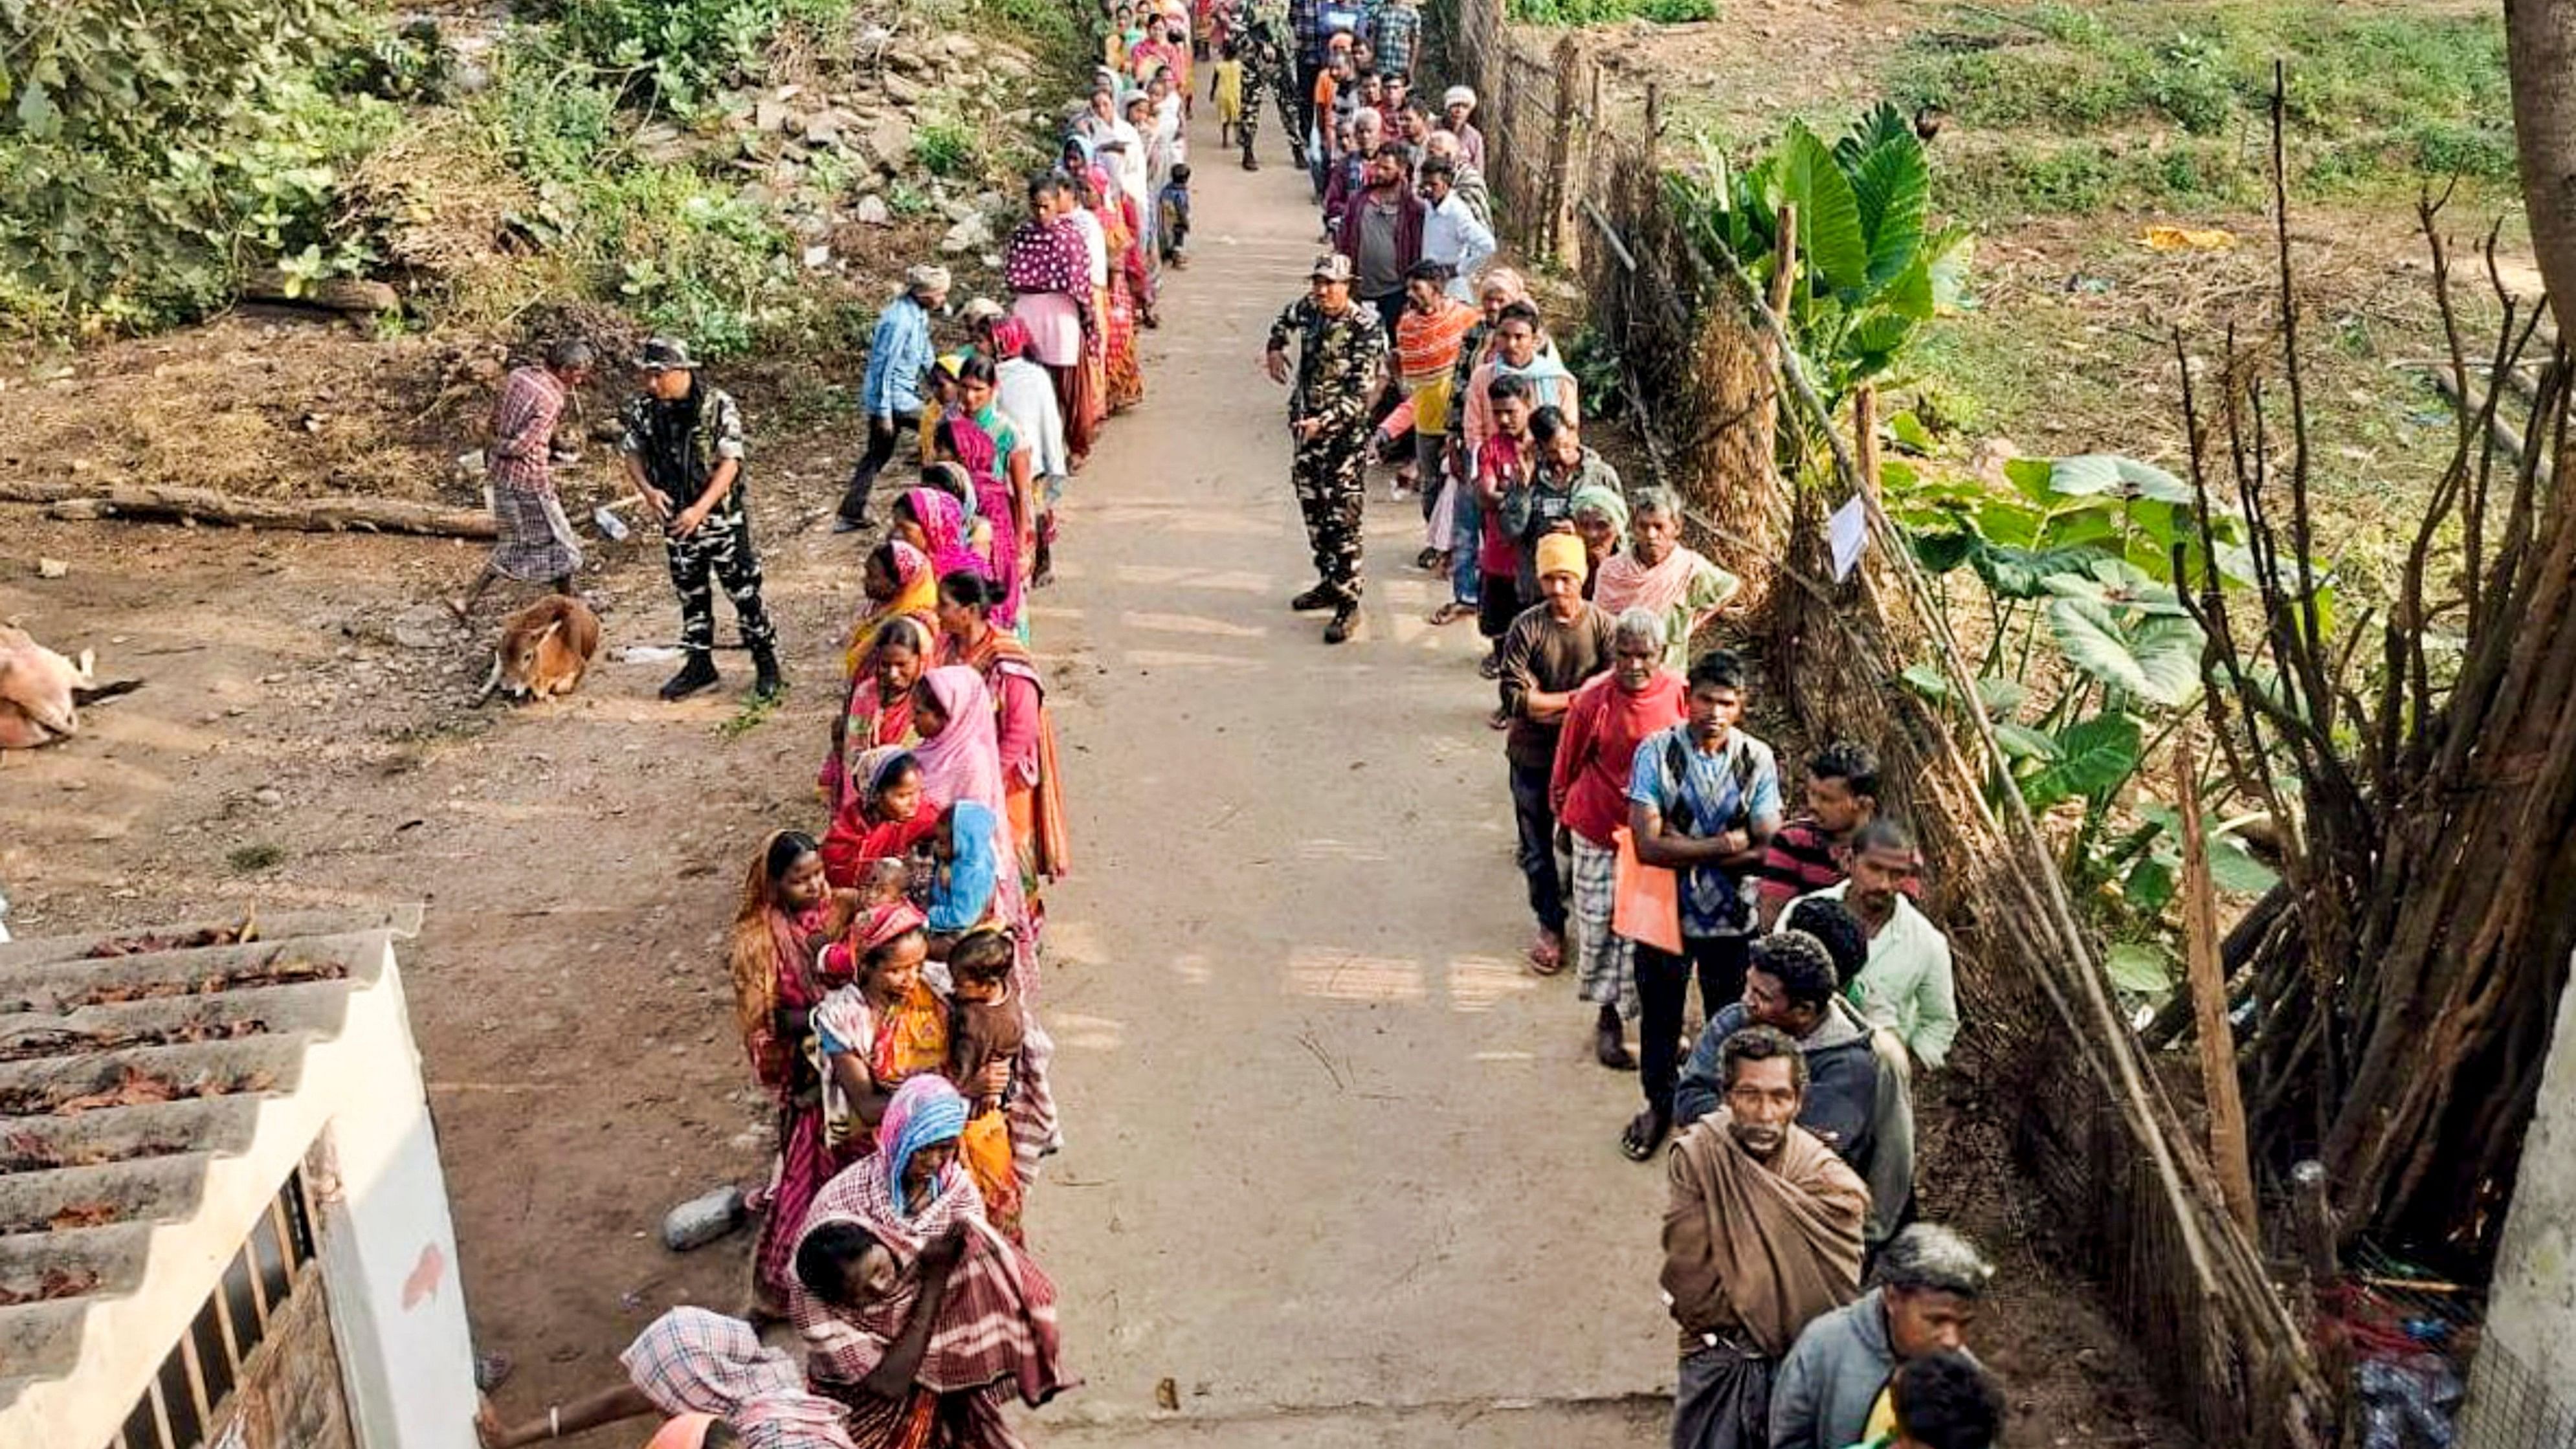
[
  {"xmin": 0, "ymin": 625, "xmax": 92, "ymax": 750},
  {"xmin": 476, "ymin": 596, "xmax": 601, "ymax": 705}
]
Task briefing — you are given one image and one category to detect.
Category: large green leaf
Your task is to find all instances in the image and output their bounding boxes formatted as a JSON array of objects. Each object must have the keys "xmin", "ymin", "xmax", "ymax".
[
  {"xmin": 1834, "ymin": 100, "xmax": 1916, "ymax": 171},
  {"xmin": 1775, "ymin": 123, "xmax": 1869, "ymax": 297},
  {"xmin": 2208, "ymin": 837, "xmax": 2280, "ymax": 894},
  {"xmin": 2003, "ymin": 456, "xmax": 2057, "ymax": 504},
  {"xmin": 1973, "ymin": 542, "xmax": 2099, "ymax": 599},
  {"xmin": 2125, "ymin": 853, "xmax": 2178, "ymax": 917},
  {"xmin": 1993, "ymin": 721, "xmax": 2061, "ymax": 761},
  {"xmin": 1850, "ymin": 128, "xmax": 1929, "ymax": 291},
  {"xmin": 2047, "ymin": 597, "xmax": 2206, "ymax": 705},
  {"xmin": 1909, "ymin": 529, "xmax": 1977, "ymax": 573},
  {"xmin": 1898, "ymin": 661, "xmax": 1952, "ymax": 700},
  {"xmin": 2021, "ymin": 712, "xmax": 2143, "ymax": 808},
  {"xmin": 2104, "ymin": 941, "xmax": 2175, "ymax": 995},
  {"xmin": 1923, "ymin": 226, "xmax": 1976, "ymax": 312},
  {"xmin": 2041, "ymin": 557, "xmax": 2192, "ymax": 617},
  {"xmin": 2050, "ymin": 454, "xmax": 2195, "ymax": 504},
  {"xmin": 1976, "ymin": 676, "xmax": 2029, "ymax": 718}
]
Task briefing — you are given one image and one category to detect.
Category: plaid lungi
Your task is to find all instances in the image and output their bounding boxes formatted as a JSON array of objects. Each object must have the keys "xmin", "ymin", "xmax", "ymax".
[
  {"xmin": 1571, "ymin": 835, "xmax": 1638, "ymax": 1021},
  {"xmin": 489, "ymin": 482, "xmax": 583, "ymax": 582}
]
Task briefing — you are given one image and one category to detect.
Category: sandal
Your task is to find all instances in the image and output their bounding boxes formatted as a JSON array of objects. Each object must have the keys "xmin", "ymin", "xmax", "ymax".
[
  {"xmin": 1527, "ymin": 932, "xmax": 1565, "ymax": 975},
  {"xmin": 1620, "ymin": 1110, "xmax": 1671, "ymax": 1162},
  {"xmin": 1477, "ymin": 652, "xmax": 1503, "ymax": 680},
  {"xmin": 1425, "ymin": 601, "xmax": 1474, "ymax": 626}
]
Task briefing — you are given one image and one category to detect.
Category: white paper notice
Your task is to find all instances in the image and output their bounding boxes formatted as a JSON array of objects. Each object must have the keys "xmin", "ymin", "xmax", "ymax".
[{"xmin": 1830, "ymin": 494, "xmax": 1870, "ymax": 582}]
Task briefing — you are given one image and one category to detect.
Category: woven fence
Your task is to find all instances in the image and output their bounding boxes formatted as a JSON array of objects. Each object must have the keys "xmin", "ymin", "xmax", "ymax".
[{"xmin": 1443, "ymin": 2, "xmax": 2329, "ymax": 1443}]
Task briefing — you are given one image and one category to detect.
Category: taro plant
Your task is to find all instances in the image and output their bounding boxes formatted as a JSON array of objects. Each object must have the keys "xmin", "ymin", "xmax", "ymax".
[{"xmin": 1882, "ymin": 447, "xmax": 2287, "ymax": 997}]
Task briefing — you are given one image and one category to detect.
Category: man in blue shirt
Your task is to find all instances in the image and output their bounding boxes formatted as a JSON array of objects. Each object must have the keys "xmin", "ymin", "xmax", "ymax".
[
  {"xmin": 1623, "ymin": 647, "xmax": 1783, "ymax": 1160},
  {"xmin": 836, "ymin": 263, "xmax": 949, "ymax": 531}
]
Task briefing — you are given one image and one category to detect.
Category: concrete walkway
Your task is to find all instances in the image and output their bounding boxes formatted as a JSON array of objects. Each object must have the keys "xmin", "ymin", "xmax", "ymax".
[{"xmin": 1026, "ymin": 106, "xmax": 1674, "ymax": 1445}]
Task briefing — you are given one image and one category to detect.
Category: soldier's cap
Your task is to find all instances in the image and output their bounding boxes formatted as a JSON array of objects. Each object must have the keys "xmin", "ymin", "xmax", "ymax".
[
  {"xmin": 1309, "ymin": 253, "xmax": 1356, "ymax": 283},
  {"xmin": 635, "ymin": 337, "xmax": 700, "ymax": 371}
]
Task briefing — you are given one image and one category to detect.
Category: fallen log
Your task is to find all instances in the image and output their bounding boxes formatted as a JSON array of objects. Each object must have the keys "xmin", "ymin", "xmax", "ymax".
[
  {"xmin": 0, "ymin": 479, "xmax": 494, "ymax": 538},
  {"xmin": 239, "ymin": 269, "xmax": 403, "ymax": 316}
]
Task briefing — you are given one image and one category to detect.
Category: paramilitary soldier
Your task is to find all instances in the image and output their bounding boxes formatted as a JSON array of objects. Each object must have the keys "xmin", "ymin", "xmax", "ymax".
[
  {"xmin": 1263, "ymin": 253, "xmax": 1388, "ymax": 645},
  {"xmin": 619, "ymin": 337, "xmax": 785, "ymax": 702}
]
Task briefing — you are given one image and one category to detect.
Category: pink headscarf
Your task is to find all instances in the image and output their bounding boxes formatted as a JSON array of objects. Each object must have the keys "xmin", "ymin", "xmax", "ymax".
[
  {"xmin": 909, "ymin": 665, "xmax": 1005, "ymax": 814},
  {"xmin": 989, "ymin": 317, "xmax": 1033, "ymax": 360},
  {"xmin": 902, "ymin": 486, "xmax": 987, "ymax": 582}
]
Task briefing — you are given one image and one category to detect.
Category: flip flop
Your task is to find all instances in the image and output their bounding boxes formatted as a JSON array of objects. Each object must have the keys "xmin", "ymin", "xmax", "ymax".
[
  {"xmin": 1620, "ymin": 1110, "xmax": 1671, "ymax": 1162},
  {"xmin": 1425, "ymin": 601, "xmax": 1474, "ymax": 626},
  {"xmin": 1527, "ymin": 935, "xmax": 1565, "ymax": 975}
]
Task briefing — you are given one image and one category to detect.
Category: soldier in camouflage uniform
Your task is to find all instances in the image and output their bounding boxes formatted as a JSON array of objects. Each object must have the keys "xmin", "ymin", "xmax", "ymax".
[
  {"xmin": 1265, "ymin": 253, "xmax": 1389, "ymax": 644},
  {"xmin": 619, "ymin": 337, "xmax": 784, "ymax": 702},
  {"xmin": 1236, "ymin": 11, "xmax": 1298, "ymax": 171}
]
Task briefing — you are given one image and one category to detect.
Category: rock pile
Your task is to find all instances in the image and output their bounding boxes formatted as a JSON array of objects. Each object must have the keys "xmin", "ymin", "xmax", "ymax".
[{"xmin": 637, "ymin": 28, "xmax": 1045, "ymax": 272}]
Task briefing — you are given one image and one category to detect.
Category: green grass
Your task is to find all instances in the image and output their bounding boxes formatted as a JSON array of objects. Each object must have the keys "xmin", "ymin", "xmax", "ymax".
[
  {"xmin": 1511, "ymin": 0, "xmax": 1712, "ymax": 26},
  {"xmin": 227, "ymin": 843, "xmax": 286, "ymax": 873},
  {"xmin": 1890, "ymin": 1, "xmax": 2510, "ymax": 218}
]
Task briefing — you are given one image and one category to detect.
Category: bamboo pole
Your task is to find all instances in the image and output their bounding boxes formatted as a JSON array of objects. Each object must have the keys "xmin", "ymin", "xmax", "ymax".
[
  {"xmin": 2179, "ymin": 729, "xmax": 2260, "ymax": 1235},
  {"xmin": 1854, "ymin": 384, "xmax": 1881, "ymax": 503}
]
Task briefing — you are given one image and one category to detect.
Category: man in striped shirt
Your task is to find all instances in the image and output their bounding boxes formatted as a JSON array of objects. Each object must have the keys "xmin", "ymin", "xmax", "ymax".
[{"xmin": 1755, "ymin": 740, "xmax": 1922, "ymax": 930}]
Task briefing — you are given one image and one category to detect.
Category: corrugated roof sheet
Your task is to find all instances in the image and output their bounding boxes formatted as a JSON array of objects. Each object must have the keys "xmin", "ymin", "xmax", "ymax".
[{"xmin": 0, "ymin": 906, "xmax": 421, "ymax": 1411}]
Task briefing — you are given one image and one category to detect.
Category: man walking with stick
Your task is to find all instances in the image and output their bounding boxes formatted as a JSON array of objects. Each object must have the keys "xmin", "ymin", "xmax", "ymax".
[
  {"xmin": 1265, "ymin": 253, "xmax": 1388, "ymax": 645},
  {"xmin": 449, "ymin": 338, "xmax": 594, "ymax": 621},
  {"xmin": 618, "ymin": 338, "xmax": 783, "ymax": 702}
]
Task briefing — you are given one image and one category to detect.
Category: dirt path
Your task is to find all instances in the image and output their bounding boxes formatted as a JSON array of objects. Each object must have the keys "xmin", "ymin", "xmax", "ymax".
[
  {"xmin": 1020, "ymin": 115, "xmax": 1674, "ymax": 1444},
  {"xmin": 0, "ymin": 100, "xmax": 2171, "ymax": 1449}
]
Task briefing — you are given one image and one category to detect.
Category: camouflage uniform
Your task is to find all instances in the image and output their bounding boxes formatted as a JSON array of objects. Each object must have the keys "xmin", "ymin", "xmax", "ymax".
[
  {"xmin": 1269, "ymin": 294, "xmax": 1389, "ymax": 603},
  {"xmin": 1238, "ymin": 18, "xmax": 1296, "ymax": 170},
  {"xmin": 618, "ymin": 384, "xmax": 779, "ymax": 655}
]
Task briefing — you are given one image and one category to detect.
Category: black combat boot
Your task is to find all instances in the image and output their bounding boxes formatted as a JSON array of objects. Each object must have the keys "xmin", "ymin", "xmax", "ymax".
[
  {"xmin": 749, "ymin": 644, "xmax": 786, "ymax": 701},
  {"xmin": 659, "ymin": 651, "xmax": 720, "ymax": 701}
]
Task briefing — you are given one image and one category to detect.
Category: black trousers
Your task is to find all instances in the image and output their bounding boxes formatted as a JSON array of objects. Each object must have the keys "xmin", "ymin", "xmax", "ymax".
[
  {"xmin": 837, "ymin": 410, "xmax": 919, "ymax": 523},
  {"xmin": 1507, "ymin": 758, "xmax": 1566, "ymax": 936},
  {"xmin": 1636, "ymin": 934, "xmax": 1749, "ymax": 1118}
]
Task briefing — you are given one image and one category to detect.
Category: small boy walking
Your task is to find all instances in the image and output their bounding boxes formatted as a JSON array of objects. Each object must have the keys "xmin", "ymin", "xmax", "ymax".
[{"xmin": 1158, "ymin": 163, "xmax": 1193, "ymax": 269}]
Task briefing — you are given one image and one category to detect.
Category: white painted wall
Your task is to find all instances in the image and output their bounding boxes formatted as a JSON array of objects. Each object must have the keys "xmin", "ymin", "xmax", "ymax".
[
  {"xmin": 2466, "ymin": 947, "xmax": 2576, "ymax": 1446},
  {"xmin": 0, "ymin": 926, "xmax": 474, "ymax": 1449},
  {"xmin": 308, "ymin": 946, "xmax": 478, "ymax": 1449}
]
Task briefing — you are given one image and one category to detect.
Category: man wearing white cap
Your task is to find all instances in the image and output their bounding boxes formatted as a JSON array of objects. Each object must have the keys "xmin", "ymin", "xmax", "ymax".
[
  {"xmin": 1442, "ymin": 85, "xmax": 1486, "ymax": 173},
  {"xmin": 838, "ymin": 264, "xmax": 948, "ymax": 531}
]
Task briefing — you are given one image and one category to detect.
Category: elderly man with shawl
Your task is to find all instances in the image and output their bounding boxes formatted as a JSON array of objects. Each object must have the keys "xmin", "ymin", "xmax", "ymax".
[
  {"xmin": 794, "ymin": 1077, "xmax": 1075, "ymax": 1447},
  {"xmin": 1661, "ymin": 1024, "xmax": 1869, "ymax": 1449}
]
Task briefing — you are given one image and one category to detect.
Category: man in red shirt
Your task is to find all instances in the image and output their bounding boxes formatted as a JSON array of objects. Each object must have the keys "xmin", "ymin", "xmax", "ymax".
[{"xmin": 1551, "ymin": 606, "xmax": 1689, "ymax": 1067}]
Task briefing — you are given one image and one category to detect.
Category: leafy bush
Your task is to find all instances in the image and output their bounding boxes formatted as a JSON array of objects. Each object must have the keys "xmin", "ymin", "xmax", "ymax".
[
  {"xmin": 557, "ymin": 0, "xmax": 854, "ymax": 110},
  {"xmin": 0, "ymin": 0, "xmax": 401, "ymax": 332},
  {"xmin": 913, "ymin": 114, "xmax": 981, "ymax": 179}
]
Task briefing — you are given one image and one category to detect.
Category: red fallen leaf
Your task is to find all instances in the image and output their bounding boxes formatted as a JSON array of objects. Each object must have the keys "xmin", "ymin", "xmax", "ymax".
[
  {"xmin": 47, "ymin": 1200, "xmax": 120, "ymax": 1230},
  {"xmin": 54, "ymin": 1065, "xmax": 178, "ymax": 1114},
  {"xmin": 0, "ymin": 1266, "xmax": 101, "ymax": 1306}
]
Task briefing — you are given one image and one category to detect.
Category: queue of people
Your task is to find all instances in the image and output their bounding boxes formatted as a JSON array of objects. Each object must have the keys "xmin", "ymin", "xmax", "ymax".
[
  {"xmin": 467, "ymin": 13, "xmax": 1269, "ymax": 1443},
  {"xmin": 1248, "ymin": 17, "xmax": 1993, "ymax": 1446}
]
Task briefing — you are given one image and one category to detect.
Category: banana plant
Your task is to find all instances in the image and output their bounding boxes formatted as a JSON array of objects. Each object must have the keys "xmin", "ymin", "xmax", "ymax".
[{"xmin": 1672, "ymin": 102, "xmax": 1976, "ymax": 414}]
